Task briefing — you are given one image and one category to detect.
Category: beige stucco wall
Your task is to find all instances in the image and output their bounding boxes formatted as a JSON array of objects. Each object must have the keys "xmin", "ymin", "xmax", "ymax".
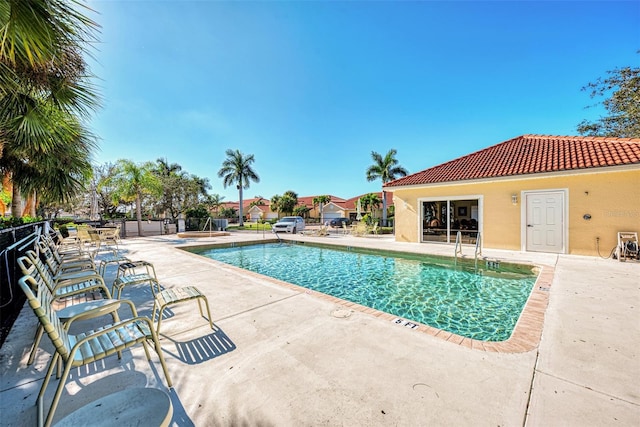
[{"xmin": 391, "ymin": 167, "xmax": 640, "ymax": 256}]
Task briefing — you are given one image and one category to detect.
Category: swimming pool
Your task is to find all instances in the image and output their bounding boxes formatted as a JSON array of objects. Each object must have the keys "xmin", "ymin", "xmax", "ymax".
[{"xmin": 190, "ymin": 242, "xmax": 537, "ymax": 341}]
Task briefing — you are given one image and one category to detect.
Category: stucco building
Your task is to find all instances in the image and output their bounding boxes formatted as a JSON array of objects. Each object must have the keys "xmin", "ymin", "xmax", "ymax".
[{"xmin": 385, "ymin": 135, "xmax": 640, "ymax": 256}]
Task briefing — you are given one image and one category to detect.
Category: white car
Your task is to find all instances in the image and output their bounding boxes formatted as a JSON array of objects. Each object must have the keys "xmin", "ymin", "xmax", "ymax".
[{"xmin": 272, "ymin": 216, "xmax": 305, "ymax": 234}]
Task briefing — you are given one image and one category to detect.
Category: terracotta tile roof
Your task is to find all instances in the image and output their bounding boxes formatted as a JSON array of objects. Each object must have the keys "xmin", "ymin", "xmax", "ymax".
[
  {"xmin": 297, "ymin": 195, "xmax": 347, "ymax": 208},
  {"xmin": 386, "ymin": 134, "xmax": 640, "ymax": 187}
]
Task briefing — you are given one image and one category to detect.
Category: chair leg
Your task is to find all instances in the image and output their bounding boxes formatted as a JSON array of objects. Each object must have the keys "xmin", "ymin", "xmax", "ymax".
[
  {"xmin": 199, "ymin": 297, "xmax": 215, "ymax": 330},
  {"xmin": 111, "ymin": 312, "xmax": 123, "ymax": 360},
  {"xmin": 44, "ymin": 358, "xmax": 74, "ymax": 427},
  {"xmin": 28, "ymin": 325, "xmax": 45, "ymax": 365},
  {"xmin": 148, "ymin": 326, "xmax": 173, "ymax": 388},
  {"xmin": 37, "ymin": 352, "xmax": 59, "ymax": 398},
  {"xmin": 156, "ymin": 306, "xmax": 167, "ymax": 335}
]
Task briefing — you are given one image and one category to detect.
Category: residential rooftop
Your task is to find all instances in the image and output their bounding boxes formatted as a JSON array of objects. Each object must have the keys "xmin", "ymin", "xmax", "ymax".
[{"xmin": 386, "ymin": 134, "xmax": 640, "ymax": 187}]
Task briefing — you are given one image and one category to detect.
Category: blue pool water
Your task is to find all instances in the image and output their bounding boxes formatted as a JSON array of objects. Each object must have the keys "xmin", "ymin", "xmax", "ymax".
[{"xmin": 192, "ymin": 243, "xmax": 537, "ymax": 341}]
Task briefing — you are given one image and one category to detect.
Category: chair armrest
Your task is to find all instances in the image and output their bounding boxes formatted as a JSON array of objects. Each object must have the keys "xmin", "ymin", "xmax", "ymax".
[
  {"xmin": 53, "ymin": 272, "xmax": 104, "ymax": 288},
  {"xmin": 60, "ymin": 299, "xmax": 123, "ymax": 329}
]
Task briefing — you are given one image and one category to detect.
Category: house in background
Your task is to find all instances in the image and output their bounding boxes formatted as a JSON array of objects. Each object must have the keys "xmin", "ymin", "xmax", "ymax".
[
  {"xmin": 296, "ymin": 195, "xmax": 347, "ymax": 221},
  {"xmin": 385, "ymin": 135, "xmax": 640, "ymax": 256},
  {"xmin": 218, "ymin": 193, "xmax": 396, "ymax": 223}
]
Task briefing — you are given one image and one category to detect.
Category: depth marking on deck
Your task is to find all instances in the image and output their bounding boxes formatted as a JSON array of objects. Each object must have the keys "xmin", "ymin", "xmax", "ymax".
[{"xmin": 392, "ymin": 318, "xmax": 419, "ymax": 329}]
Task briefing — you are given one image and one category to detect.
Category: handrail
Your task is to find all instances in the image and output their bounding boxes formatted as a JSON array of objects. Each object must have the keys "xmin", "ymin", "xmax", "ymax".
[
  {"xmin": 474, "ymin": 232, "xmax": 482, "ymax": 269},
  {"xmin": 202, "ymin": 217, "xmax": 214, "ymax": 237},
  {"xmin": 4, "ymin": 226, "xmax": 42, "ymax": 252},
  {"xmin": 454, "ymin": 231, "xmax": 463, "ymax": 261}
]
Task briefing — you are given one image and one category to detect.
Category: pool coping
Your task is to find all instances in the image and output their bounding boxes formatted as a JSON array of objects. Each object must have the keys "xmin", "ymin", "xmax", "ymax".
[{"xmin": 178, "ymin": 239, "xmax": 554, "ymax": 353}]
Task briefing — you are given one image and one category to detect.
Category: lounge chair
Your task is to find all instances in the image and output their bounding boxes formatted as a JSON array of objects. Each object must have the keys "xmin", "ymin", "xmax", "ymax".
[
  {"xmin": 341, "ymin": 222, "xmax": 350, "ymax": 235},
  {"xmin": 100, "ymin": 224, "xmax": 121, "ymax": 252},
  {"xmin": 302, "ymin": 225, "xmax": 329, "ymax": 237},
  {"xmin": 316, "ymin": 225, "xmax": 329, "ymax": 236},
  {"xmin": 36, "ymin": 239, "xmax": 96, "ymax": 276},
  {"xmin": 368, "ymin": 223, "xmax": 379, "ymax": 236},
  {"xmin": 18, "ymin": 275, "xmax": 172, "ymax": 427},
  {"xmin": 17, "ymin": 254, "xmax": 114, "ymax": 365},
  {"xmin": 351, "ymin": 222, "xmax": 368, "ymax": 237}
]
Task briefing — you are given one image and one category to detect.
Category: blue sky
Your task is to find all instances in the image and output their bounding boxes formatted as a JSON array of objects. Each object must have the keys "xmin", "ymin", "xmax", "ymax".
[{"xmin": 86, "ymin": 0, "xmax": 639, "ymax": 203}]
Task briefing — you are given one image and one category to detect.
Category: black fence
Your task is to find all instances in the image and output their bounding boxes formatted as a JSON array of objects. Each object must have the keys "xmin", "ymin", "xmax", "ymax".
[{"xmin": 0, "ymin": 221, "xmax": 47, "ymax": 348}]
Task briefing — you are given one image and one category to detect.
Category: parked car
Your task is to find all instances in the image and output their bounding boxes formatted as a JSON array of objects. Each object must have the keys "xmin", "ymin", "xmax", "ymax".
[
  {"xmin": 329, "ymin": 217, "xmax": 351, "ymax": 228},
  {"xmin": 272, "ymin": 216, "xmax": 305, "ymax": 234}
]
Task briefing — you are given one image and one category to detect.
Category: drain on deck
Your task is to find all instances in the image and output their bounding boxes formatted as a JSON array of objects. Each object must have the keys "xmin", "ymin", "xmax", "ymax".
[{"xmin": 331, "ymin": 308, "xmax": 353, "ymax": 318}]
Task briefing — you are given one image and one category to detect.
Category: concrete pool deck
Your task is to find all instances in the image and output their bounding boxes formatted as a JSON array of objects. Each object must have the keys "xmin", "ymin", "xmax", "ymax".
[{"xmin": 1, "ymin": 231, "xmax": 638, "ymax": 426}]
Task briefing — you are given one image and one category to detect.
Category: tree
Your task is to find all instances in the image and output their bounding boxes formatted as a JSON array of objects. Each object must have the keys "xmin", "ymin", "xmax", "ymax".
[
  {"xmin": 360, "ymin": 193, "xmax": 381, "ymax": 215},
  {"xmin": 577, "ymin": 62, "xmax": 640, "ymax": 138},
  {"xmin": 270, "ymin": 194, "xmax": 281, "ymax": 218},
  {"xmin": 217, "ymin": 149, "xmax": 259, "ymax": 226},
  {"xmin": 103, "ymin": 159, "xmax": 162, "ymax": 236},
  {"xmin": 312, "ymin": 195, "xmax": 331, "ymax": 223},
  {"xmin": 276, "ymin": 190, "xmax": 298, "ymax": 216},
  {"xmin": 365, "ymin": 149, "xmax": 408, "ymax": 227},
  {"xmin": 94, "ymin": 163, "xmax": 119, "ymax": 218},
  {"xmin": 1, "ymin": 101, "xmax": 95, "ymax": 217},
  {"xmin": 0, "ymin": 0, "xmax": 100, "ymax": 123},
  {"xmin": 293, "ymin": 205, "xmax": 310, "ymax": 218},
  {"xmin": 0, "ymin": 0, "xmax": 100, "ymax": 216},
  {"xmin": 204, "ymin": 193, "xmax": 225, "ymax": 218}
]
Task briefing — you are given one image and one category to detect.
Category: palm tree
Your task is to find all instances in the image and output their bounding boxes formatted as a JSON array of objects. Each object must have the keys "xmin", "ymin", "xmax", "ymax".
[
  {"xmin": 366, "ymin": 149, "xmax": 408, "ymax": 226},
  {"xmin": 0, "ymin": 0, "xmax": 100, "ymax": 216},
  {"xmin": 1, "ymin": 99, "xmax": 95, "ymax": 217},
  {"xmin": 205, "ymin": 193, "xmax": 225, "ymax": 218},
  {"xmin": 217, "ymin": 149, "xmax": 259, "ymax": 226},
  {"xmin": 360, "ymin": 193, "xmax": 381, "ymax": 216},
  {"xmin": 1, "ymin": 0, "xmax": 100, "ymax": 152},
  {"xmin": 312, "ymin": 195, "xmax": 331, "ymax": 223},
  {"xmin": 104, "ymin": 159, "xmax": 162, "ymax": 236}
]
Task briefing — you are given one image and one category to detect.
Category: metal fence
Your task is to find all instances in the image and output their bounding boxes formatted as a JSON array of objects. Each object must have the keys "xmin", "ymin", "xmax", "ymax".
[{"xmin": 0, "ymin": 222, "xmax": 47, "ymax": 348}]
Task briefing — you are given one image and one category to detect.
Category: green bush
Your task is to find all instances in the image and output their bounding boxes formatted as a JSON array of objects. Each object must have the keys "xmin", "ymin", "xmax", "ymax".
[{"xmin": 0, "ymin": 216, "xmax": 42, "ymax": 230}]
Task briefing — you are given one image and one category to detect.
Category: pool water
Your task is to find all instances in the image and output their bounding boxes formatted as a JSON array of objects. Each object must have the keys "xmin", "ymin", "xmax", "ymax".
[{"xmin": 192, "ymin": 243, "xmax": 537, "ymax": 341}]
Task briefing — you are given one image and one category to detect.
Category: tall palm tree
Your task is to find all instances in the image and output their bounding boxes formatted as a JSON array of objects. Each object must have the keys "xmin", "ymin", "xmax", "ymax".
[
  {"xmin": 217, "ymin": 149, "xmax": 259, "ymax": 226},
  {"xmin": 366, "ymin": 149, "xmax": 408, "ymax": 227},
  {"xmin": 104, "ymin": 159, "xmax": 162, "ymax": 236},
  {"xmin": 312, "ymin": 195, "xmax": 331, "ymax": 223}
]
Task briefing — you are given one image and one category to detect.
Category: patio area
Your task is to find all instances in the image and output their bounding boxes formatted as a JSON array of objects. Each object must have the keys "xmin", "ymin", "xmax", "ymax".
[{"xmin": 1, "ymin": 230, "xmax": 638, "ymax": 426}]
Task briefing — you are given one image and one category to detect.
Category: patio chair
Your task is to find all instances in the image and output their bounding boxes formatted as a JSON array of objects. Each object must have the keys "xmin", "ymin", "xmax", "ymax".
[
  {"xmin": 18, "ymin": 275, "xmax": 172, "ymax": 427},
  {"xmin": 43, "ymin": 231, "xmax": 91, "ymax": 261},
  {"xmin": 341, "ymin": 222, "xmax": 350, "ymax": 235},
  {"xmin": 101, "ymin": 224, "xmax": 121, "ymax": 252},
  {"xmin": 351, "ymin": 222, "xmax": 368, "ymax": 237},
  {"xmin": 317, "ymin": 225, "xmax": 329, "ymax": 236},
  {"xmin": 74, "ymin": 225, "xmax": 93, "ymax": 251},
  {"xmin": 18, "ymin": 251, "xmax": 110, "ymax": 299},
  {"xmin": 50, "ymin": 229, "xmax": 82, "ymax": 254},
  {"xmin": 37, "ymin": 239, "xmax": 96, "ymax": 276},
  {"xmin": 368, "ymin": 223, "xmax": 379, "ymax": 236},
  {"xmin": 25, "ymin": 246, "xmax": 101, "ymax": 288},
  {"xmin": 17, "ymin": 254, "xmax": 115, "ymax": 365}
]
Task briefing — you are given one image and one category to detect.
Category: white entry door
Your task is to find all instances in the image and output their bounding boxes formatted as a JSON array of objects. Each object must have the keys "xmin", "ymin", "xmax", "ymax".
[{"xmin": 525, "ymin": 191, "xmax": 565, "ymax": 253}]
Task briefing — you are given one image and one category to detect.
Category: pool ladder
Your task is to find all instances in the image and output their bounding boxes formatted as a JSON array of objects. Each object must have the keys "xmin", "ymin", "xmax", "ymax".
[{"xmin": 454, "ymin": 231, "xmax": 482, "ymax": 267}]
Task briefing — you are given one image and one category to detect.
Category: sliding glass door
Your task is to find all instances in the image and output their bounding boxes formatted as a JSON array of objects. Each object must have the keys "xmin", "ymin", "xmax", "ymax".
[{"xmin": 421, "ymin": 198, "xmax": 479, "ymax": 244}]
